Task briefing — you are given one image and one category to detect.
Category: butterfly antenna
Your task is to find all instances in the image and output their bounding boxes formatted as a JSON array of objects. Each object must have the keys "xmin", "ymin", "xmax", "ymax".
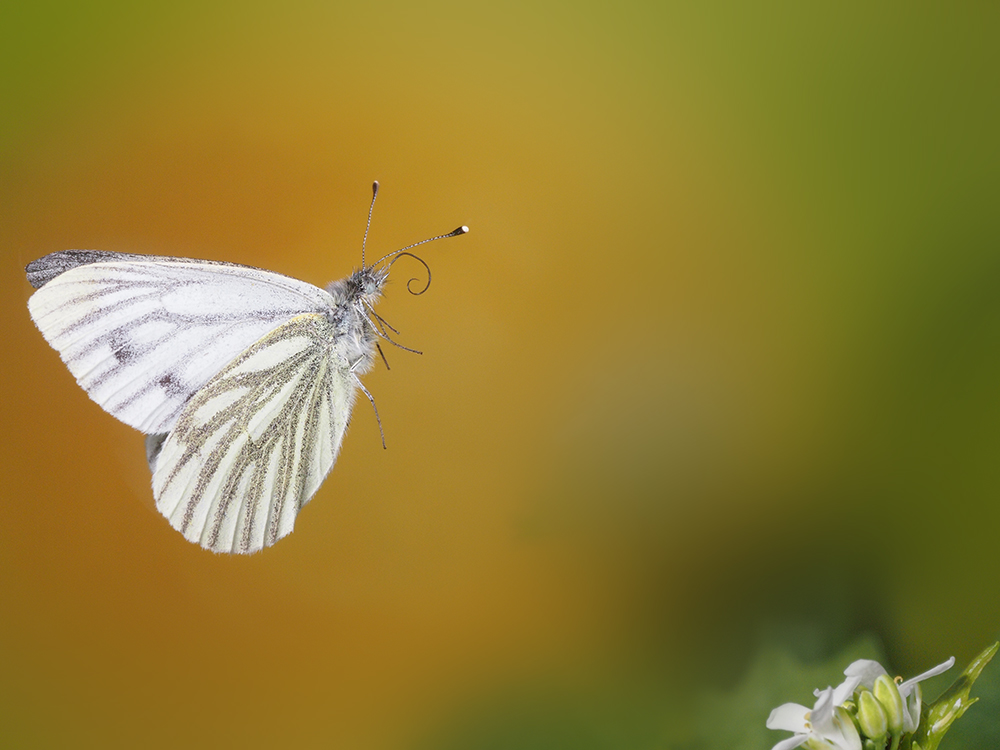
[
  {"xmin": 375, "ymin": 343, "xmax": 391, "ymax": 371},
  {"xmin": 370, "ymin": 225, "xmax": 469, "ymax": 270},
  {"xmin": 361, "ymin": 180, "xmax": 379, "ymax": 270}
]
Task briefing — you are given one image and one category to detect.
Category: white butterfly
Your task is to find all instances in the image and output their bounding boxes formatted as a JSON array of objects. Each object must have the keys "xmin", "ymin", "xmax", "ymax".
[{"xmin": 26, "ymin": 182, "xmax": 468, "ymax": 554}]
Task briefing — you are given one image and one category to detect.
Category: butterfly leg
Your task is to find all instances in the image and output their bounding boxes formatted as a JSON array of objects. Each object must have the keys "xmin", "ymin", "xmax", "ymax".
[{"xmin": 351, "ymin": 365, "xmax": 387, "ymax": 449}]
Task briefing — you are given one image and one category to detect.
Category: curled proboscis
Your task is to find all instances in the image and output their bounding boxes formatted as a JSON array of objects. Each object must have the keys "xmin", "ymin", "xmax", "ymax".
[{"xmin": 388, "ymin": 252, "xmax": 432, "ymax": 295}]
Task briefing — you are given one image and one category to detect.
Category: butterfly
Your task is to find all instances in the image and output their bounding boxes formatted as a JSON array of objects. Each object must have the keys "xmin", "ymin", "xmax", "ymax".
[{"xmin": 25, "ymin": 181, "xmax": 468, "ymax": 554}]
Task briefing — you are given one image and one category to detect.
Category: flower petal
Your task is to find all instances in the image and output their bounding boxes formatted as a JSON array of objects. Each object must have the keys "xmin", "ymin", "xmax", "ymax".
[
  {"xmin": 898, "ymin": 656, "xmax": 955, "ymax": 695},
  {"xmin": 767, "ymin": 703, "xmax": 811, "ymax": 732},
  {"xmin": 843, "ymin": 659, "xmax": 888, "ymax": 690},
  {"xmin": 812, "ymin": 705, "xmax": 862, "ymax": 750},
  {"xmin": 831, "ymin": 674, "xmax": 862, "ymax": 706},
  {"xmin": 770, "ymin": 735, "xmax": 810, "ymax": 750},
  {"xmin": 901, "ymin": 682, "xmax": 921, "ymax": 733},
  {"xmin": 810, "ymin": 687, "xmax": 835, "ymax": 730},
  {"xmin": 831, "ymin": 706, "xmax": 863, "ymax": 750}
]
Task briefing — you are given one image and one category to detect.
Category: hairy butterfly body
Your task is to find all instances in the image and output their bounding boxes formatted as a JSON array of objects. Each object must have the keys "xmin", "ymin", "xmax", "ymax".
[{"xmin": 25, "ymin": 182, "xmax": 468, "ymax": 553}]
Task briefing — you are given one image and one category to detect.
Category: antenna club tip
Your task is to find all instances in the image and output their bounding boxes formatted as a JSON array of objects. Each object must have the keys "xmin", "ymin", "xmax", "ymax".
[
  {"xmin": 457, "ymin": 225, "xmax": 470, "ymax": 235},
  {"xmin": 372, "ymin": 181, "xmax": 380, "ymax": 194}
]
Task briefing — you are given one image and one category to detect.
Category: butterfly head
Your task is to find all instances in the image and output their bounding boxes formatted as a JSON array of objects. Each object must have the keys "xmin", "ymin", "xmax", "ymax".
[{"xmin": 328, "ymin": 266, "xmax": 388, "ymax": 309}]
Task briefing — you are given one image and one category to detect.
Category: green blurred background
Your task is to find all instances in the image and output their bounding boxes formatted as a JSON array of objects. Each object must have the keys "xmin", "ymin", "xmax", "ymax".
[{"xmin": 2, "ymin": 2, "xmax": 999, "ymax": 748}]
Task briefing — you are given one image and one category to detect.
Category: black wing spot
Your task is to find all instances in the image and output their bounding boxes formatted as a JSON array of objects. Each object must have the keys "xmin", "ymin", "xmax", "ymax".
[
  {"xmin": 113, "ymin": 343, "xmax": 136, "ymax": 363},
  {"xmin": 158, "ymin": 373, "xmax": 185, "ymax": 397},
  {"xmin": 109, "ymin": 330, "xmax": 136, "ymax": 364}
]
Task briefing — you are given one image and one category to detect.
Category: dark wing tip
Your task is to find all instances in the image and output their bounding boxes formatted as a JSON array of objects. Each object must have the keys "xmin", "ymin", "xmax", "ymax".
[{"xmin": 26, "ymin": 250, "xmax": 132, "ymax": 289}]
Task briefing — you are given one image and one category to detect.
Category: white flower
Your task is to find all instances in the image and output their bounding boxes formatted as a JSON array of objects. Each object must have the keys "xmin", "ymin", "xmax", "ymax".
[
  {"xmin": 841, "ymin": 656, "xmax": 955, "ymax": 733},
  {"xmin": 767, "ymin": 684, "xmax": 862, "ymax": 750}
]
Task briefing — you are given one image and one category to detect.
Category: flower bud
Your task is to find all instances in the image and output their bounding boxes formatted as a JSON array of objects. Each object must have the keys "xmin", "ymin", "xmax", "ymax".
[
  {"xmin": 857, "ymin": 690, "xmax": 888, "ymax": 742},
  {"xmin": 873, "ymin": 673, "xmax": 905, "ymax": 734},
  {"xmin": 834, "ymin": 705, "xmax": 863, "ymax": 749}
]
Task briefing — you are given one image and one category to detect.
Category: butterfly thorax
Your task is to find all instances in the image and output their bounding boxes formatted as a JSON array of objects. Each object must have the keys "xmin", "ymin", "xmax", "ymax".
[{"xmin": 324, "ymin": 267, "xmax": 387, "ymax": 374}]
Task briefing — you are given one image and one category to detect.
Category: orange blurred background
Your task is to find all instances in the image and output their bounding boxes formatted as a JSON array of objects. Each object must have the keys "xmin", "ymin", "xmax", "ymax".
[{"xmin": 2, "ymin": 3, "xmax": 999, "ymax": 747}]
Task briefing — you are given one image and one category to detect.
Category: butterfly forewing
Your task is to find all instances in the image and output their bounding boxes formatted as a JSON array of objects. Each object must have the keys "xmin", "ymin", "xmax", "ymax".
[
  {"xmin": 151, "ymin": 313, "xmax": 355, "ymax": 554},
  {"xmin": 26, "ymin": 194, "xmax": 464, "ymax": 553},
  {"xmin": 27, "ymin": 252, "xmax": 337, "ymax": 435}
]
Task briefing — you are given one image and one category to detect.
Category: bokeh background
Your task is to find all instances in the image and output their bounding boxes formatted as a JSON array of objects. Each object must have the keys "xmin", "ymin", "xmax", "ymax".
[{"xmin": 2, "ymin": 3, "xmax": 999, "ymax": 748}]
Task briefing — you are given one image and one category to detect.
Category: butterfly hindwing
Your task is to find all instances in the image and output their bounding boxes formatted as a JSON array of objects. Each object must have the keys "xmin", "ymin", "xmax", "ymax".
[
  {"xmin": 26, "ymin": 187, "xmax": 466, "ymax": 554},
  {"xmin": 151, "ymin": 313, "xmax": 356, "ymax": 554},
  {"xmin": 27, "ymin": 251, "xmax": 337, "ymax": 435}
]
